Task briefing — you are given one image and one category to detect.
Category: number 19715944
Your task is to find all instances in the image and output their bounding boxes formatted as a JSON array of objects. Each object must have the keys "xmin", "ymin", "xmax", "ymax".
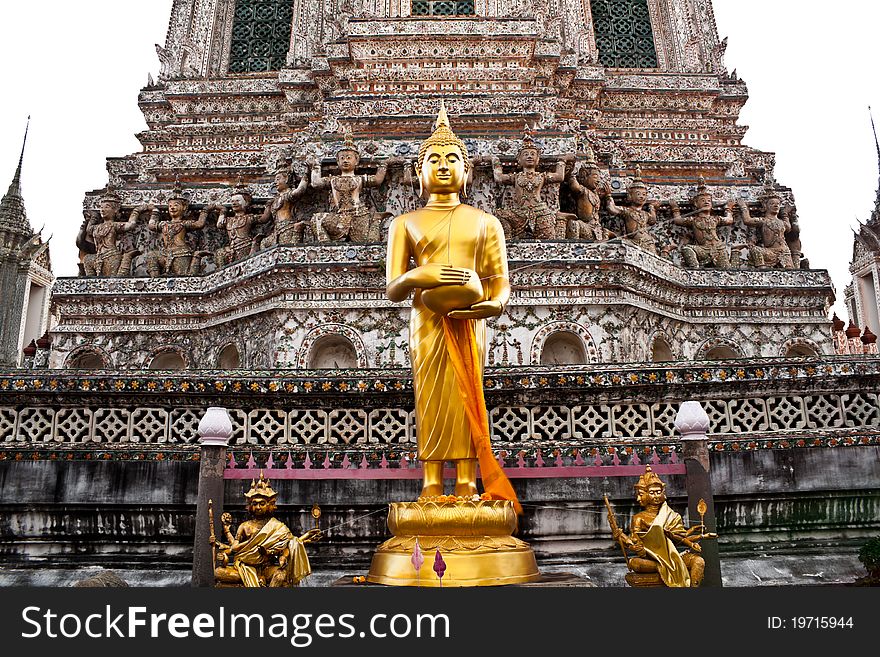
[{"xmin": 768, "ymin": 617, "xmax": 854, "ymax": 629}]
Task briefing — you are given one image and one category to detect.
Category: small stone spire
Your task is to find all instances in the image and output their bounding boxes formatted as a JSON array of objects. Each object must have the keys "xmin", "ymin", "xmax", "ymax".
[
  {"xmin": 846, "ymin": 320, "xmax": 862, "ymax": 339},
  {"xmin": 870, "ymin": 107, "xmax": 880, "ymax": 225},
  {"xmin": 0, "ymin": 117, "xmax": 34, "ymax": 240},
  {"xmin": 871, "ymin": 106, "xmax": 880, "ymax": 164},
  {"xmin": 13, "ymin": 118, "xmax": 28, "ymax": 184}
]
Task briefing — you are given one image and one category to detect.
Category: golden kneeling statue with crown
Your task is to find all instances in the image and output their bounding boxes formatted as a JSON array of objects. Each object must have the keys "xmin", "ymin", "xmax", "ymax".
[
  {"xmin": 367, "ymin": 102, "xmax": 540, "ymax": 587},
  {"xmin": 211, "ymin": 474, "xmax": 322, "ymax": 588},
  {"xmin": 604, "ymin": 466, "xmax": 717, "ymax": 588}
]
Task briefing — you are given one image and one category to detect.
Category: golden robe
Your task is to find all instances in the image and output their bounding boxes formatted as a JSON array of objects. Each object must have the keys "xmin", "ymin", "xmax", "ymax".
[
  {"xmin": 387, "ymin": 204, "xmax": 509, "ymax": 462},
  {"xmin": 635, "ymin": 502, "xmax": 691, "ymax": 588},
  {"xmin": 231, "ymin": 518, "xmax": 312, "ymax": 587}
]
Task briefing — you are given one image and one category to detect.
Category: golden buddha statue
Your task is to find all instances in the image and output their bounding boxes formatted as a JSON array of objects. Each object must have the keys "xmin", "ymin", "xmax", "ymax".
[{"xmin": 368, "ymin": 102, "xmax": 539, "ymax": 587}]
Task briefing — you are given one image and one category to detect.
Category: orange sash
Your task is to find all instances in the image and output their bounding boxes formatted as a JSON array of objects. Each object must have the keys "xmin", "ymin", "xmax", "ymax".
[{"xmin": 442, "ymin": 317, "xmax": 522, "ymax": 514}]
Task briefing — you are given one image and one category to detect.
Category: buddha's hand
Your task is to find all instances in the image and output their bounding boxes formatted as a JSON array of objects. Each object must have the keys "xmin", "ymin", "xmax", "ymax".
[
  {"xmin": 405, "ymin": 263, "xmax": 471, "ymax": 290},
  {"xmin": 447, "ymin": 299, "xmax": 503, "ymax": 320}
]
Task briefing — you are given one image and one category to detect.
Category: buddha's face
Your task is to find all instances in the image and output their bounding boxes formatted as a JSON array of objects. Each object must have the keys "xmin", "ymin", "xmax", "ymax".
[
  {"xmin": 629, "ymin": 187, "xmax": 647, "ymax": 205},
  {"xmin": 518, "ymin": 147, "xmax": 539, "ymax": 168},
  {"xmin": 421, "ymin": 144, "xmax": 466, "ymax": 195},
  {"xmin": 100, "ymin": 201, "xmax": 119, "ymax": 221},
  {"xmin": 694, "ymin": 193, "xmax": 712, "ymax": 211},
  {"xmin": 168, "ymin": 199, "xmax": 186, "ymax": 219},
  {"xmin": 337, "ymin": 150, "xmax": 359, "ymax": 173},
  {"xmin": 274, "ymin": 172, "xmax": 289, "ymax": 192}
]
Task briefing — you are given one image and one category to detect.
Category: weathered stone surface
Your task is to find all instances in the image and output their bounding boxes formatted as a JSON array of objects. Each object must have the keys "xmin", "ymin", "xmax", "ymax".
[{"xmin": 0, "ymin": 445, "xmax": 876, "ymax": 586}]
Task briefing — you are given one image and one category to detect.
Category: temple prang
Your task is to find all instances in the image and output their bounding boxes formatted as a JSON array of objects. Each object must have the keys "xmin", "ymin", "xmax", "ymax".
[
  {"xmin": 1, "ymin": 1, "xmax": 877, "ymax": 588},
  {"xmin": 0, "ymin": 119, "xmax": 53, "ymax": 369}
]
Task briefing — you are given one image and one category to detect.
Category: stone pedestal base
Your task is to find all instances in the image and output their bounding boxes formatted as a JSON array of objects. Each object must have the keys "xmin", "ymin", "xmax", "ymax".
[{"xmin": 367, "ymin": 500, "xmax": 540, "ymax": 587}]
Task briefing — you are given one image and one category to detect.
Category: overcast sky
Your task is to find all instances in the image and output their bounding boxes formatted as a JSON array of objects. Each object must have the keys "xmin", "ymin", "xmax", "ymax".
[{"xmin": 1, "ymin": 1, "xmax": 878, "ymax": 321}]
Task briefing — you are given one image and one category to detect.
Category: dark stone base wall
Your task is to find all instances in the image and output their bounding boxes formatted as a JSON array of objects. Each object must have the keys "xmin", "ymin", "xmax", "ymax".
[{"xmin": 1, "ymin": 446, "xmax": 878, "ymax": 585}]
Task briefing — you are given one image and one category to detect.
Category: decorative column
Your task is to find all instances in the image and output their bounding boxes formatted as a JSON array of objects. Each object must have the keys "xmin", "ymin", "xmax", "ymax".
[
  {"xmin": 191, "ymin": 407, "xmax": 233, "ymax": 587},
  {"xmin": 846, "ymin": 321, "xmax": 863, "ymax": 354},
  {"xmin": 674, "ymin": 400, "xmax": 723, "ymax": 587},
  {"xmin": 861, "ymin": 327, "xmax": 877, "ymax": 355}
]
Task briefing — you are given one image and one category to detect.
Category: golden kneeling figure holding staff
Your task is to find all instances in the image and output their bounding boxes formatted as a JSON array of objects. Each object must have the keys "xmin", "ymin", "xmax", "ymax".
[
  {"xmin": 605, "ymin": 466, "xmax": 717, "ymax": 588},
  {"xmin": 367, "ymin": 102, "xmax": 539, "ymax": 586},
  {"xmin": 211, "ymin": 474, "xmax": 322, "ymax": 588}
]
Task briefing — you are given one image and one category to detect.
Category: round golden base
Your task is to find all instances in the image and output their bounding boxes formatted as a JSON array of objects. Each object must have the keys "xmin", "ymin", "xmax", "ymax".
[
  {"xmin": 368, "ymin": 546, "xmax": 540, "ymax": 587},
  {"xmin": 366, "ymin": 500, "xmax": 541, "ymax": 587}
]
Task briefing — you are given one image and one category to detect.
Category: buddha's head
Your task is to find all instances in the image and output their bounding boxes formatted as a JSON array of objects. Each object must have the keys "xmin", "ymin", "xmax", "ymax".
[{"xmin": 416, "ymin": 101, "xmax": 470, "ymax": 196}]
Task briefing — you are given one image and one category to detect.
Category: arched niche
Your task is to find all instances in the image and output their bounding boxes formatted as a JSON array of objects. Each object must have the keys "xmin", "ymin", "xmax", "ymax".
[
  {"xmin": 149, "ymin": 351, "xmax": 187, "ymax": 370},
  {"xmin": 531, "ymin": 322, "xmax": 598, "ymax": 365},
  {"xmin": 785, "ymin": 344, "xmax": 818, "ymax": 358},
  {"xmin": 651, "ymin": 336, "xmax": 674, "ymax": 362},
  {"xmin": 66, "ymin": 349, "xmax": 109, "ymax": 370},
  {"xmin": 540, "ymin": 331, "xmax": 589, "ymax": 365},
  {"xmin": 780, "ymin": 337, "xmax": 822, "ymax": 358},
  {"xmin": 704, "ymin": 345, "xmax": 740, "ymax": 361},
  {"xmin": 308, "ymin": 335, "xmax": 358, "ymax": 370},
  {"xmin": 218, "ymin": 343, "xmax": 241, "ymax": 369}
]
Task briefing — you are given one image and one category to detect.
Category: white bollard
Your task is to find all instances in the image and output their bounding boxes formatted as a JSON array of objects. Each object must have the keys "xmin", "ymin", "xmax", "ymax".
[{"xmin": 198, "ymin": 406, "xmax": 233, "ymax": 446}]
